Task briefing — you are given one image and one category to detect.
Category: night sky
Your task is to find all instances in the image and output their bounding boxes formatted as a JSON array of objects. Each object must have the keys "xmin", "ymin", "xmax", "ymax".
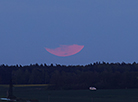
[{"xmin": 0, "ymin": 0, "xmax": 138, "ymax": 65}]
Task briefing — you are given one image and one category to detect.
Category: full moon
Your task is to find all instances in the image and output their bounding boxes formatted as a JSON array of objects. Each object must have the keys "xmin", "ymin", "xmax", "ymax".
[{"xmin": 45, "ymin": 44, "xmax": 84, "ymax": 57}]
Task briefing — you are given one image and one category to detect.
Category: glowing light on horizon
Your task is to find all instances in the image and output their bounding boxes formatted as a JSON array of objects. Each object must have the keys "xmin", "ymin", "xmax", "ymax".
[{"xmin": 45, "ymin": 44, "xmax": 84, "ymax": 57}]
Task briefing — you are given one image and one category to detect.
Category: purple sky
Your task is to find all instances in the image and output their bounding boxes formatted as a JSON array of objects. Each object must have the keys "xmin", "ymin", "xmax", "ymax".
[{"xmin": 0, "ymin": 0, "xmax": 138, "ymax": 65}]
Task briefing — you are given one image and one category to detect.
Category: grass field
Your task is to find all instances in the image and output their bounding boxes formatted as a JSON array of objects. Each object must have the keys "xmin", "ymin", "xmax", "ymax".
[{"xmin": 0, "ymin": 85, "xmax": 138, "ymax": 102}]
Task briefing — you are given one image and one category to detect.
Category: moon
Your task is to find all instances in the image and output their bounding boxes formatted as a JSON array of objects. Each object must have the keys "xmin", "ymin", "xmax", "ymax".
[{"xmin": 45, "ymin": 44, "xmax": 84, "ymax": 57}]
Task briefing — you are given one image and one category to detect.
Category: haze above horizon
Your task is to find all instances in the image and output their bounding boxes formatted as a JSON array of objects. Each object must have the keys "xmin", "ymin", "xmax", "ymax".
[{"xmin": 0, "ymin": 0, "xmax": 138, "ymax": 65}]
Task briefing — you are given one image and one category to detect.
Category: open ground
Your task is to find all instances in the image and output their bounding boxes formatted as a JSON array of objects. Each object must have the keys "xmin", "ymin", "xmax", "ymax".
[{"xmin": 0, "ymin": 85, "xmax": 138, "ymax": 102}]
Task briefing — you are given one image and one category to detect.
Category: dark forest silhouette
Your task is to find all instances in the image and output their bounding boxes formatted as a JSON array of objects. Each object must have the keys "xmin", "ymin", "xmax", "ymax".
[{"xmin": 0, "ymin": 62, "xmax": 138, "ymax": 90}]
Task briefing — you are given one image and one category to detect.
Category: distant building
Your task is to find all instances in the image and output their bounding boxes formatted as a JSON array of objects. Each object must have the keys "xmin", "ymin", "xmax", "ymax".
[{"xmin": 89, "ymin": 87, "xmax": 96, "ymax": 90}]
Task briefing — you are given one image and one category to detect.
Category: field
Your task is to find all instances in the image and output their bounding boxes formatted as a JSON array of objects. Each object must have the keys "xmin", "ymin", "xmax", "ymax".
[{"xmin": 0, "ymin": 85, "xmax": 138, "ymax": 102}]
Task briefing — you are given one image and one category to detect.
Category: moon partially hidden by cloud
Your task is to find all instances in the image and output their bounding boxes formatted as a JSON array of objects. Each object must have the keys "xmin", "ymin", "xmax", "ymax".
[{"xmin": 45, "ymin": 44, "xmax": 84, "ymax": 57}]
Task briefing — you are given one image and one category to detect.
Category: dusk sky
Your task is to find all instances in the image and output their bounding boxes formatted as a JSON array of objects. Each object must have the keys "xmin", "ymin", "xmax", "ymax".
[{"xmin": 0, "ymin": 0, "xmax": 138, "ymax": 66}]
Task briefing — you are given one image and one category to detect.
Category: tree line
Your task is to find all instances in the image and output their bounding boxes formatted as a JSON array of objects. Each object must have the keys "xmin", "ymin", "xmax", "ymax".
[{"xmin": 0, "ymin": 62, "xmax": 138, "ymax": 90}]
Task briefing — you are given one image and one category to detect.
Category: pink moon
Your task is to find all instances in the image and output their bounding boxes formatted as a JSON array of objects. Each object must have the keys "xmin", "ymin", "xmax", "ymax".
[{"xmin": 45, "ymin": 44, "xmax": 84, "ymax": 57}]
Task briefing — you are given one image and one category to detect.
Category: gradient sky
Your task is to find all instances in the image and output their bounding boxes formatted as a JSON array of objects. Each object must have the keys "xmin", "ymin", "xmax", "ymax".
[{"xmin": 0, "ymin": 0, "xmax": 138, "ymax": 65}]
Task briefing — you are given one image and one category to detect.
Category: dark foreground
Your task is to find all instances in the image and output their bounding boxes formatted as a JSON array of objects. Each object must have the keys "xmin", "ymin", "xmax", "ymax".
[{"xmin": 0, "ymin": 86, "xmax": 138, "ymax": 102}]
